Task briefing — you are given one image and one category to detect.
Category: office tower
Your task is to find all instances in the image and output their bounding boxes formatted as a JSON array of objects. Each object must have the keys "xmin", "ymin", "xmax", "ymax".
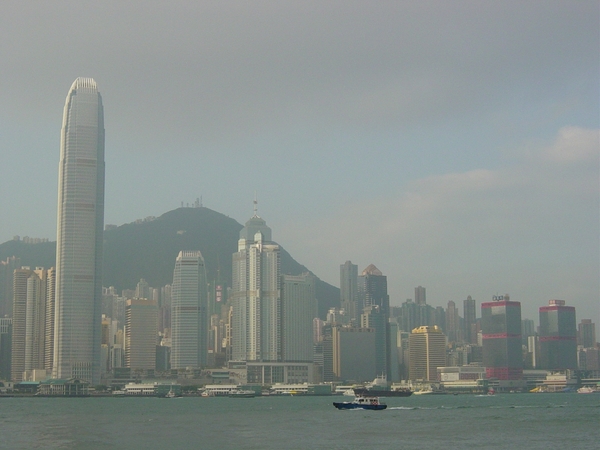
[
  {"xmin": 125, "ymin": 299, "xmax": 158, "ymax": 370},
  {"xmin": 332, "ymin": 326, "xmax": 376, "ymax": 382},
  {"xmin": 578, "ymin": 319, "xmax": 596, "ymax": 348},
  {"xmin": 24, "ymin": 268, "xmax": 49, "ymax": 375},
  {"xmin": 358, "ymin": 264, "xmax": 390, "ymax": 379},
  {"xmin": 408, "ymin": 325, "xmax": 447, "ymax": 381},
  {"xmin": 521, "ymin": 318, "xmax": 535, "ymax": 346},
  {"xmin": 361, "ymin": 305, "xmax": 387, "ymax": 377},
  {"xmin": 445, "ymin": 301, "xmax": 460, "ymax": 343},
  {"xmin": 171, "ymin": 251, "xmax": 209, "ymax": 369},
  {"xmin": 463, "ymin": 296, "xmax": 477, "ymax": 344},
  {"xmin": 415, "ymin": 286, "xmax": 426, "ymax": 306},
  {"xmin": 231, "ymin": 211, "xmax": 281, "ymax": 362},
  {"xmin": 281, "ymin": 273, "xmax": 316, "ymax": 362},
  {"xmin": 434, "ymin": 306, "xmax": 446, "ymax": 332},
  {"xmin": 53, "ymin": 78, "xmax": 105, "ymax": 383},
  {"xmin": 44, "ymin": 268, "xmax": 55, "ymax": 371},
  {"xmin": 11, "ymin": 268, "xmax": 32, "ymax": 381},
  {"xmin": 135, "ymin": 278, "xmax": 150, "ymax": 300},
  {"xmin": 0, "ymin": 256, "xmax": 20, "ymax": 317},
  {"xmin": 538, "ymin": 300, "xmax": 577, "ymax": 370},
  {"xmin": 0, "ymin": 318, "xmax": 12, "ymax": 380},
  {"xmin": 481, "ymin": 295, "xmax": 522, "ymax": 380},
  {"xmin": 340, "ymin": 261, "xmax": 358, "ymax": 322}
]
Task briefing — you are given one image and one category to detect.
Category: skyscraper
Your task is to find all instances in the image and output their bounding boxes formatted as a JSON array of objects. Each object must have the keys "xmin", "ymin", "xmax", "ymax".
[
  {"xmin": 231, "ymin": 210, "xmax": 281, "ymax": 362},
  {"xmin": 171, "ymin": 251, "xmax": 209, "ymax": 369},
  {"xmin": 53, "ymin": 78, "xmax": 105, "ymax": 383},
  {"xmin": 281, "ymin": 273, "xmax": 316, "ymax": 362},
  {"xmin": 538, "ymin": 300, "xmax": 577, "ymax": 370},
  {"xmin": 358, "ymin": 264, "xmax": 390, "ymax": 379},
  {"xmin": 445, "ymin": 300, "xmax": 460, "ymax": 343},
  {"xmin": 340, "ymin": 261, "xmax": 358, "ymax": 322},
  {"xmin": 481, "ymin": 295, "xmax": 522, "ymax": 380},
  {"xmin": 463, "ymin": 295, "xmax": 477, "ymax": 344},
  {"xmin": 578, "ymin": 319, "xmax": 596, "ymax": 348},
  {"xmin": 408, "ymin": 325, "xmax": 447, "ymax": 382},
  {"xmin": 125, "ymin": 299, "xmax": 158, "ymax": 370},
  {"xmin": 415, "ymin": 286, "xmax": 426, "ymax": 306}
]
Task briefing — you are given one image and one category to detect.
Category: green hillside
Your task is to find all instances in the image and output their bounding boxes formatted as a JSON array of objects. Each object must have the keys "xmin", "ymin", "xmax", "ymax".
[{"xmin": 0, "ymin": 207, "xmax": 339, "ymax": 318}]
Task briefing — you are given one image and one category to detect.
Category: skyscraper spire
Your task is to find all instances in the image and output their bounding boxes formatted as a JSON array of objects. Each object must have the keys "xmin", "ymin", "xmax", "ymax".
[{"xmin": 253, "ymin": 192, "xmax": 258, "ymax": 218}]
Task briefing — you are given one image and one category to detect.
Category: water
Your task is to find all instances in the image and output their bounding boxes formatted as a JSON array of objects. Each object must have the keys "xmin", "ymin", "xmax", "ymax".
[{"xmin": 1, "ymin": 393, "xmax": 598, "ymax": 449}]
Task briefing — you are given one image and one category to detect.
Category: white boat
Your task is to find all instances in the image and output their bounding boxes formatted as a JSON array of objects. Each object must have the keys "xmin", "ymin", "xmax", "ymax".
[
  {"xmin": 165, "ymin": 389, "xmax": 178, "ymax": 398},
  {"xmin": 577, "ymin": 386, "xmax": 597, "ymax": 394}
]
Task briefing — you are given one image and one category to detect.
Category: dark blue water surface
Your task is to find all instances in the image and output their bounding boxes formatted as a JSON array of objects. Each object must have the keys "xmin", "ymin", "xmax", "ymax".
[{"xmin": 1, "ymin": 393, "xmax": 598, "ymax": 449}]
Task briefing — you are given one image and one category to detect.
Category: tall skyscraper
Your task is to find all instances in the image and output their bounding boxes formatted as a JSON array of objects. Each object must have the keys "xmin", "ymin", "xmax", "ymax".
[
  {"xmin": 481, "ymin": 294, "xmax": 522, "ymax": 380},
  {"xmin": 231, "ymin": 210, "xmax": 281, "ymax": 362},
  {"xmin": 445, "ymin": 300, "xmax": 460, "ymax": 343},
  {"xmin": 358, "ymin": 264, "xmax": 390, "ymax": 379},
  {"xmin": 415, "ymin": 286, "xmax": 426, "ymax": 306},
  {"xmin": 0, "ymin": 256, "xmax": 20, "ymax": 317},
  {"xmin": 281, "ymin": 273, "xmax": 316, "ymax": 362},
  {"xmin": 53, "ymin": 78, "xmax": 105, "ymax": 383},
  {"xmin": 408, "ymin": 325, "xmax": 447, "ymax": 382},
  {"xmin": 538, "ymin": 300, "xmax": 577, "ymax": 370},
  {"xmin": 340, "ymin": 261, "xmax": 358, "ymax": 322},
  {"xmin": 171, "ymin": 251, "xmax": 209, "ymax": 369},
  {"xmin": 11, "ymin": 268, "xmax": 31, "ymax": 382},
  {"xmin": 463, "ymin": 295, "xmax": 477, "ymax": 344}
]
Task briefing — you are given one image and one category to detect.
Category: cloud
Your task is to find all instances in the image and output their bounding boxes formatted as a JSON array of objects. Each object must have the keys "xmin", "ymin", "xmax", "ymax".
[{"xmin": 279, "ymin": 126, "xmax": 599, "ymax": 317}]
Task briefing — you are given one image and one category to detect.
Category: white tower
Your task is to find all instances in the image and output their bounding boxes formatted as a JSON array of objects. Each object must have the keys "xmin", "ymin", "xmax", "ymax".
[{"xmin": 53, "ymin": 78, "xmax": 105, "ymax": 383}]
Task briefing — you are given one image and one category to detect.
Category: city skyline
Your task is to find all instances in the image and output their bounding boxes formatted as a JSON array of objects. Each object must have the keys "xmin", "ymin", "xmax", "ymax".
[{"xmin": 0, "ymin": 2, "xmax": 598, "ymax": 322}]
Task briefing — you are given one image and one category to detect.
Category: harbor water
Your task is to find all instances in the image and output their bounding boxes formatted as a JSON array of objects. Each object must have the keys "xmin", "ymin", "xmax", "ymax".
[{"xmin": 1, "ymin": 393, "xmax": 598, "ymax": 449}]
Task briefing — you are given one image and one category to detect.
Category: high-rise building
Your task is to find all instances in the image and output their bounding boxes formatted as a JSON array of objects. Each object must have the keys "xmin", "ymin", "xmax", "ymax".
[
  {"xmin": 332, "ymin": 326, "xmax": 376, "ymax": 382},
  {"xmin": 415, "ymin": 286, "xmax": 426, "ymax": 306},
  {"xmin": 0, "ymin": 318, "xmax": 12, "ymax": 380},
  {"xmin": 53, "ymin": 78, "xmax": 105, "ymax": 384},
  {"xmin": 44, "ymin": 268, "xmax": 55, "ymax": 371},
  {"xmin": 340, "ymin": 261, "xmax": 358, "ymax": 322},
  {"xmin": 463, "ymin": 296, "xmax": 477, "ymax": 344},
  {"xmin": 358, "ymin": 264, "xmax": 390, "ymax": 379},
  {"xmin": 408, "ymin": 326, "xmax": 447, "ymax": 382},
  {"xmin": 445, "ymin": 301, "xmax": 460, "ymax": 343},
  {"xmin": 24, "ymin": 268, "xmax": 49, "ymax": 374},
  {"xmin": 578, "ymin": 319, "xmax": 596, "ymax": 348},
  {"xmin": 0, "ymin": 256, "xmax": 20, "ymax": 317},
  {"xmin": 171, "ymin": 251, "xmax": 209, "ymax": 369},
  {"xmin": 231, "ymin": 211, "xmax": 281, "ymax": 362},
  {"xmin": 125, "ymin": 299, "xmax": 158, "ymax": 370},
  {"xmin": 11, "ymin": 267, "xmax": 32, "ymax": 382},
  {"xmin": 281, "ymin": 273, "xmax": 316, "ymax": 362},
  {"xmin": 538, "ymin": 300, "xmax": 577, "ymax": 370},
  {"xmin": 481, "ymin": 295, "xmax": 522, "ymax": 380}
]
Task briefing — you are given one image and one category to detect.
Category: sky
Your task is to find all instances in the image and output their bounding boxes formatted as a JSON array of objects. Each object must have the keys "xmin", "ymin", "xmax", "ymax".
[{"xmin": 0, "ymin": 1, "xmax": 598, "ymax": 322}]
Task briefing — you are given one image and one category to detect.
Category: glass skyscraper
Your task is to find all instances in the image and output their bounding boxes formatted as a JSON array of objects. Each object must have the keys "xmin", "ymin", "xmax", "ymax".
[
  {"xmin": 53, "ymin": 78, "xmax": 105, "ymax": 384},
  {"xmin": 171, "ymin": 251, "xmax": 208, "ymax": 369}
]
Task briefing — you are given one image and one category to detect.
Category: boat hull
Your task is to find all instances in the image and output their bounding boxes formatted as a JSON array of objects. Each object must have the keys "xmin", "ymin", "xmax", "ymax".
[{"xmin": 333, "ymin": 402, "xmax": 387, "ymax": 410}]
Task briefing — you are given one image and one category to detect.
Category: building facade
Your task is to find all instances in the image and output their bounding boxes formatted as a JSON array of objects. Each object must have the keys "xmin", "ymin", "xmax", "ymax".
[
  {"xmin": 281, "ymin": 273, "xmax": 316, "ymax": 362},
  {"xmin": 231, "ymin": 212, "xmax": 281, "ymax": 362},
  {"xmin": 481, "ymin": 295, "xmax": 522, "ymax": 380},
  {"xmin": 53, "ymin": 78, "xmax": 105, "ymax": 384},
  {"xmin": 171, "ymin": 251, "xmax": 209, "ymax": 369},
  {"xmin": 340, "ymin": 261, "xmax": 358, "ymax": 323},
  {"xmin": 358, "ymin": 264, "xmax": 390, "ymax": 380},
  {"xmin": 408, "ymin": 325, "xmax": 447, "ymax": 382},
  {"xmin": 538, "ymin": 300, "xmax": 577, "ymax": 370},
  {"xmin": 125, "ymin": 299, "xmax": 158, "ymax": 370}
]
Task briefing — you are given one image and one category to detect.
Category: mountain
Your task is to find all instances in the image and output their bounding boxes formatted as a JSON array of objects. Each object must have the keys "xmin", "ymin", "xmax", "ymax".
[{"xmin": 0, "ymin": 207, "xmax": 339, "ymax": 318}]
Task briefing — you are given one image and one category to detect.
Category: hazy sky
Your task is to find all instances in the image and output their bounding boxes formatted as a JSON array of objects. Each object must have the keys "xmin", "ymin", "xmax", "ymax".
[{"xmin": 1, "ymin": 1, "xmax": 598, "ymax": 321}]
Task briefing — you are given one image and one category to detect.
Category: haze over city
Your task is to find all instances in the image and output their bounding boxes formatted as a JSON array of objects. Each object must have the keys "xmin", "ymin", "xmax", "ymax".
[{"xmin": 0, "ymin": 1, "xmax": 598, "ymax": 321}]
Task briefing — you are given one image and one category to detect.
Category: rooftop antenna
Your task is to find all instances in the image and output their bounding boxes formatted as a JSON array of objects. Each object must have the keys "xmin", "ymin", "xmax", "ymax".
[{"xmin": 253, "ymin": 192, "xmax": 258, "ymax": 217}]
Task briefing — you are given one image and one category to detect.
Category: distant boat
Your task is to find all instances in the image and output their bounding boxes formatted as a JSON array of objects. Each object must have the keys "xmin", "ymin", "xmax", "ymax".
[
  {"xmin": 577, "ymin": 386, "xmax": 597, "ymax": 394},
  {"xmin": 228, "ymin": 389, "xmax": 256, "ymax": 398},
  {"xmin": 487, "ymin": 388, "xmax": 495, "ymax": 396},
  {"xmin": 333, "ymin": 396, "xmax": 387, "ymax": 411},
  {"xmin": 165, "ymin": 388, "xmax": 178, "ymax": 398},
  {"xmin": 353, "ymin": 375, "xmax": 412, "ymax": 397}
]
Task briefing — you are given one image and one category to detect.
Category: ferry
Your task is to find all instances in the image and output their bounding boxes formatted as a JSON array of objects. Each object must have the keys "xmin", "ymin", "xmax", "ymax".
[
  {"xmin": 333, "ymin": 395, "xmax": 387, "ymax": 411},
  {"xmin": 228, "ymin": 389, "xmax": 256, "ymax": 398}
]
